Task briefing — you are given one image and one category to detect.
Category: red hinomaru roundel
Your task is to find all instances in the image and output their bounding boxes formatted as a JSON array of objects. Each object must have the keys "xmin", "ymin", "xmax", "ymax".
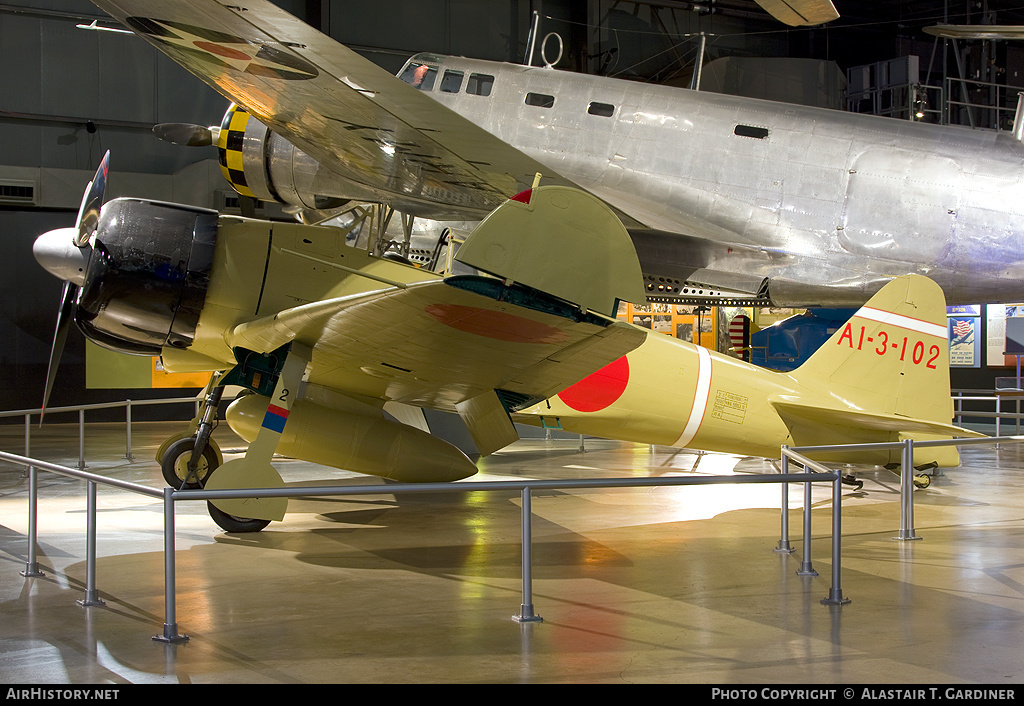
[{"xmin": 557, "ymin": 356, "xmax": 630, "ymax": 412}]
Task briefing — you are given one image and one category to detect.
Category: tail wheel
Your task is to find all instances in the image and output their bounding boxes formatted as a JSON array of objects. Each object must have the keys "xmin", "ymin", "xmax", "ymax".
[
  {"xmin": 161, "ymin": 437, "xmax": 217, "ymax": 490},
  {"xmin": 206, "ymin": 502, "xmax": 271, "ymax": 533}
]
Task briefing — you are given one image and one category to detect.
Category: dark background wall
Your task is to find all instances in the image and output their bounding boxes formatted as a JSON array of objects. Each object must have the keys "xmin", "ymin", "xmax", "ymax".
[{"xmin": 2, "ymin": 0, "xmax": 1023, "ymax": 418}]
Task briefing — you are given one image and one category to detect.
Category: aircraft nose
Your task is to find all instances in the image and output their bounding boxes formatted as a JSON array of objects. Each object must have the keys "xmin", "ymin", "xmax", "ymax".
[{"xmin": 33, "ymin": 227, "xmax": 90, "ymax": 287}]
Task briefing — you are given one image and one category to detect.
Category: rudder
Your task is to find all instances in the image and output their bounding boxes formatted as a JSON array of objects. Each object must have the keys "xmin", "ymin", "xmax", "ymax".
[{"xmin": 791, "ymin": 275, "xmax": 952, "ymax": 431}]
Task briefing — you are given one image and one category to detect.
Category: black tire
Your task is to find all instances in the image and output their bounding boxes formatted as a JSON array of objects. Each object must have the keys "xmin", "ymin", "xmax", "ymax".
[
  {"xmin": 161, "ymin": 437, "xmax": 218, "ymax": 490},
  {"xmin": 207, "ymin": 501, "xmax": 271, "ymax": 533}
]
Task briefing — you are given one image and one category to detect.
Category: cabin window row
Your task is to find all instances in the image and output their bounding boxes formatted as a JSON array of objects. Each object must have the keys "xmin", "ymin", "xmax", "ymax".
[
  {"xmin": 401, "ymin": 63, "xmax": 494, "ymax": 96},
  {"xmin": 526, "ymin": 93, "xmax": 615, "ymax": 117},
  {"xmin": 401, "ymin": 63, "xmax": 617, "ymax": 117}
]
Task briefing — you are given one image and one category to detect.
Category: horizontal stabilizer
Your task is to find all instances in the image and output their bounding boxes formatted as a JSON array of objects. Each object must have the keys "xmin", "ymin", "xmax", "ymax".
[{"xmin": 772, "ymin": 401, "xmax": 985, "ymax": 442}]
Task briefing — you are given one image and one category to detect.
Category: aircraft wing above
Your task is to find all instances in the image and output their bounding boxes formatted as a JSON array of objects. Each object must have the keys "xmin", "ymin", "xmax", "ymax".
[
  {"xmin": 753, "ymin": 0, "xmax": 839, "ymax": 26},
  {"xmin": 924, "ymin": 24, "xmax": 1024, "ymax": 39},
  {"xmin": 227, "ymin": 278, "xmax": 646, "ymax": 412},
  {"xmin": 90, "ymin": 0, "xmax": 584, "ymax": 221}
]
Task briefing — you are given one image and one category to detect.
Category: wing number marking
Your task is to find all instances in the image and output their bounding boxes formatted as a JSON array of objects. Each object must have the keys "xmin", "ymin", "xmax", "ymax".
[{"xmin": 837, "ymin": 323, "xmax": 940, "ymax": 369}]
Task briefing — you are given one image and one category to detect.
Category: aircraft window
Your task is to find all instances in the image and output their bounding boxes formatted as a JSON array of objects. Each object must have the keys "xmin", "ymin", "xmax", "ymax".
[
  {"xmin": 525, "ymin": 92, "xmax": 555, "ymax": 108},
  {"xmin": 467, "ymin": 73, "xmax": 494, "ymax": 96},
  {"xmin": 588, "ymin": 102, "xmax": 615, "ymax": 117},
  {"xmin": 734, "ymin": 124, "xmax": 769, "ymax": 139},
  {"xmin": 440, "ymin": 69, "xmax": 464, "ymax": 93},
  {"xmin": 400, "ymin": 62, "xmax": 437, "ymax": 91}
]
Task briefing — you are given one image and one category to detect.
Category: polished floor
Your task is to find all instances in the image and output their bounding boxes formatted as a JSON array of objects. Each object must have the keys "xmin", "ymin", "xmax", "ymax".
[{"xmin": 0, "ymin": 419, "xmax": 1022, "ymax": 684}]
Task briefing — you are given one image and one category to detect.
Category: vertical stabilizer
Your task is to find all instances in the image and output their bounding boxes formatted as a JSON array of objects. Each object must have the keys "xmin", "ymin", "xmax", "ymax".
[{"xmin": 789, "ymin": 275, "xmax": 952, "ymax": 429}]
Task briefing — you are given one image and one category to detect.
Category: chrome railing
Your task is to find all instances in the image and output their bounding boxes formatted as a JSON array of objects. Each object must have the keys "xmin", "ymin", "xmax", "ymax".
[
  {"xmin": 2, "ymin": 446, "xmax": 842, "ymax": 643},
  {"xmin": 0, "ymin": 395, "xmax": 218, "ymax": 472},
  {"xmin": 9, "ymin": 402, "xmax": 1022, "ymax": 643}
]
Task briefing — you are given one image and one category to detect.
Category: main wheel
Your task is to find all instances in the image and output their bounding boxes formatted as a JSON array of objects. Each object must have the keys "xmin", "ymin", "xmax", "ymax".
[
  {"xmin": 161, "ymin": 437, "xmax": 218, "ymax": 490},
  {"xmin": 206, "ymin": 501, "xmax": 271, "ymax": 533}
]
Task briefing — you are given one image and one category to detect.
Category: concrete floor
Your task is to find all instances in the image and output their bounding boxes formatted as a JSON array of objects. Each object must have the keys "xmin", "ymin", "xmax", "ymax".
[{"xmin": 0, "ymin": 420, "xmax": 1022, "ymax": 684}]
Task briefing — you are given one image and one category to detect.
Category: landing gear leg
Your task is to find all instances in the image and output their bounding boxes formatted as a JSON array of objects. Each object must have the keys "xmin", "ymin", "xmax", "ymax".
[
  {"xmin": 160, "ymin": 378, "xmax": 224, "ymax": 490},
  {"xmin": 204, "ymin": 343, "xmax": 312, "ymax": 532}
]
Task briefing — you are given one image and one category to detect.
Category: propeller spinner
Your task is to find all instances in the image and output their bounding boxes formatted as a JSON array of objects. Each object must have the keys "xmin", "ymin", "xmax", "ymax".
[
  {"xmin": 152, "ymin": 123, "xmax": 219, "ymax": 147},
  {"xmin": 34, "ymin": 151, "xmax": 109, "ymax": 415}
]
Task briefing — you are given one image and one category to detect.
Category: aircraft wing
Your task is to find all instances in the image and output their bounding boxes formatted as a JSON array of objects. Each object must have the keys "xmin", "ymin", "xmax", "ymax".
[
  {"xmin": 924, "ymin": 25, "xmax": 1024, "ymax": 39},
  {"xmin": 753, "ymin": 1, "xmax": 839, "ymax": 26},
  {"xmin": 90, "ymin": 0, "xmax": 582, "ymax": 220},
  {"xmin": 228, "ymin": 278, "xmax": 646, "ymax": 412}
]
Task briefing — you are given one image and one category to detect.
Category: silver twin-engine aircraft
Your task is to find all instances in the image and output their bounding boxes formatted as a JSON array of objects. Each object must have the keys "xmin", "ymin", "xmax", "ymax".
[{"xmin": 63, "ymin": 0, "xmax": 1024, "ymax": 311}]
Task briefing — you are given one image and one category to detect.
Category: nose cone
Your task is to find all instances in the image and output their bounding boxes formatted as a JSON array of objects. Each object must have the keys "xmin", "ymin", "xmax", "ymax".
[{"xmin": 33, "ymin": 227, "xmax": 90, "ymax": 286}]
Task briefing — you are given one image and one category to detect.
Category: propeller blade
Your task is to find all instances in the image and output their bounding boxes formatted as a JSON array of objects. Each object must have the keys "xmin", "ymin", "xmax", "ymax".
[
  {"xmin": 152, "ymin": 123, "xmax": 216, "ymax": 147},
  {"xmin": 42, "ymin": 281, "xmax": 78, "ymax": 419},
  {"xmin": 73, "ymin": 150, "xmax": 109, "ymax": 247}
]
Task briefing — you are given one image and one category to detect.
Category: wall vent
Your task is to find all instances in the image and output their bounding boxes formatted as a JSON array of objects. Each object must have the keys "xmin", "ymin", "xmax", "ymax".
[{"xmin": 0, "ymin": 179, "xmax": 38, "ymax": 205}]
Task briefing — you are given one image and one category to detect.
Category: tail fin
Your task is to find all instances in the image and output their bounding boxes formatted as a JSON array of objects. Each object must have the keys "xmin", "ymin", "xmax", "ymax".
[{"xmin": 776, "ymin": 275, "xmax": 981, "ymax": 464}]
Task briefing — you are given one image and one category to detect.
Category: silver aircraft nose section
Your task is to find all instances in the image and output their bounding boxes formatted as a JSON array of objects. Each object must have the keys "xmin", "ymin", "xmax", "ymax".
[{"xmin": 33, "ymin": 227, "xmax": 91, "ymax": 287}]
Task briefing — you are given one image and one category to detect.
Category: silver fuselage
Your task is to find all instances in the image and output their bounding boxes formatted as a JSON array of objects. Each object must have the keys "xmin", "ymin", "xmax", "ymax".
[
  {"xmin": 417, "ymin": 55, "xmax": 1024, "ymax": 306},
  {"xmin": 246, "ymin": 53, "xmax": 1024, "ymax": 308}
]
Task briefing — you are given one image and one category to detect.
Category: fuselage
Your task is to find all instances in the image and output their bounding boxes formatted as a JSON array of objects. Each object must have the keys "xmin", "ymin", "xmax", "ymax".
[{"xmin": 404, "ymin": 53, "xmax": 1024, "ymax": 306}]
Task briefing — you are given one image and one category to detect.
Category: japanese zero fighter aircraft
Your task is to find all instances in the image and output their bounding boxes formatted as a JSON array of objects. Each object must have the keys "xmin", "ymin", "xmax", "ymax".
[
  {"xmin": 30, "ymin": 0, "xmax": 984, "ymax": 531},
  {"xmin": 32, "ymin": 158, "xmax": 979, "ymax": 532}
]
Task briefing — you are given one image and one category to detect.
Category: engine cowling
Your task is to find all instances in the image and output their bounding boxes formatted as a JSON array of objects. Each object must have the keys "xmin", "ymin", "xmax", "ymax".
[
  {"xmin": 73, "ymin": 198, "xmax": 217, "ymax": 355},
  {"xmin": 216, "ymin": 104, "xmax": 355, "ymax": 211}
]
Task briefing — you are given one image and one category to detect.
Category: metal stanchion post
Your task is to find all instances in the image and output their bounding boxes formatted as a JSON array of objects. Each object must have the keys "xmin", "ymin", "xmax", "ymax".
[
  {"xmin": 23, "ymin": 413, "xmax": 31, "ymax": 479},
  {"xmin": 775, "ymin": 447, "xmax": 794, "ymax": 553},
  {"xmin": 78, "ymin": 409, "xmax": 86, "ymax": 471},
  {"xmin": 895, "ymin": 438, "xmax": 921, "ymax": 541},
  {"xmin": 514, "ymin": 487, "xmax": 542, "ymax": 623},
  {"xmin": 821, "ymin": 473, "xmax": 850, "ymax": 605},
  {"xmin": 125, "ymin": 400, "xmax": 134, "ymax": 461},
  {"xmin": 798, "ymin": 480, "xmax": 818, "ymax": 576},
  {"xmin": 154, "ymin": 488, "xmax": 188, "ymax": 643},
  {"xmin": 78, "ymin": 481, "xmax": 105, "ymax": 607},
  {"xmin": 21, "ymin": 466, "xmax": 44, "ymax": 578}
]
